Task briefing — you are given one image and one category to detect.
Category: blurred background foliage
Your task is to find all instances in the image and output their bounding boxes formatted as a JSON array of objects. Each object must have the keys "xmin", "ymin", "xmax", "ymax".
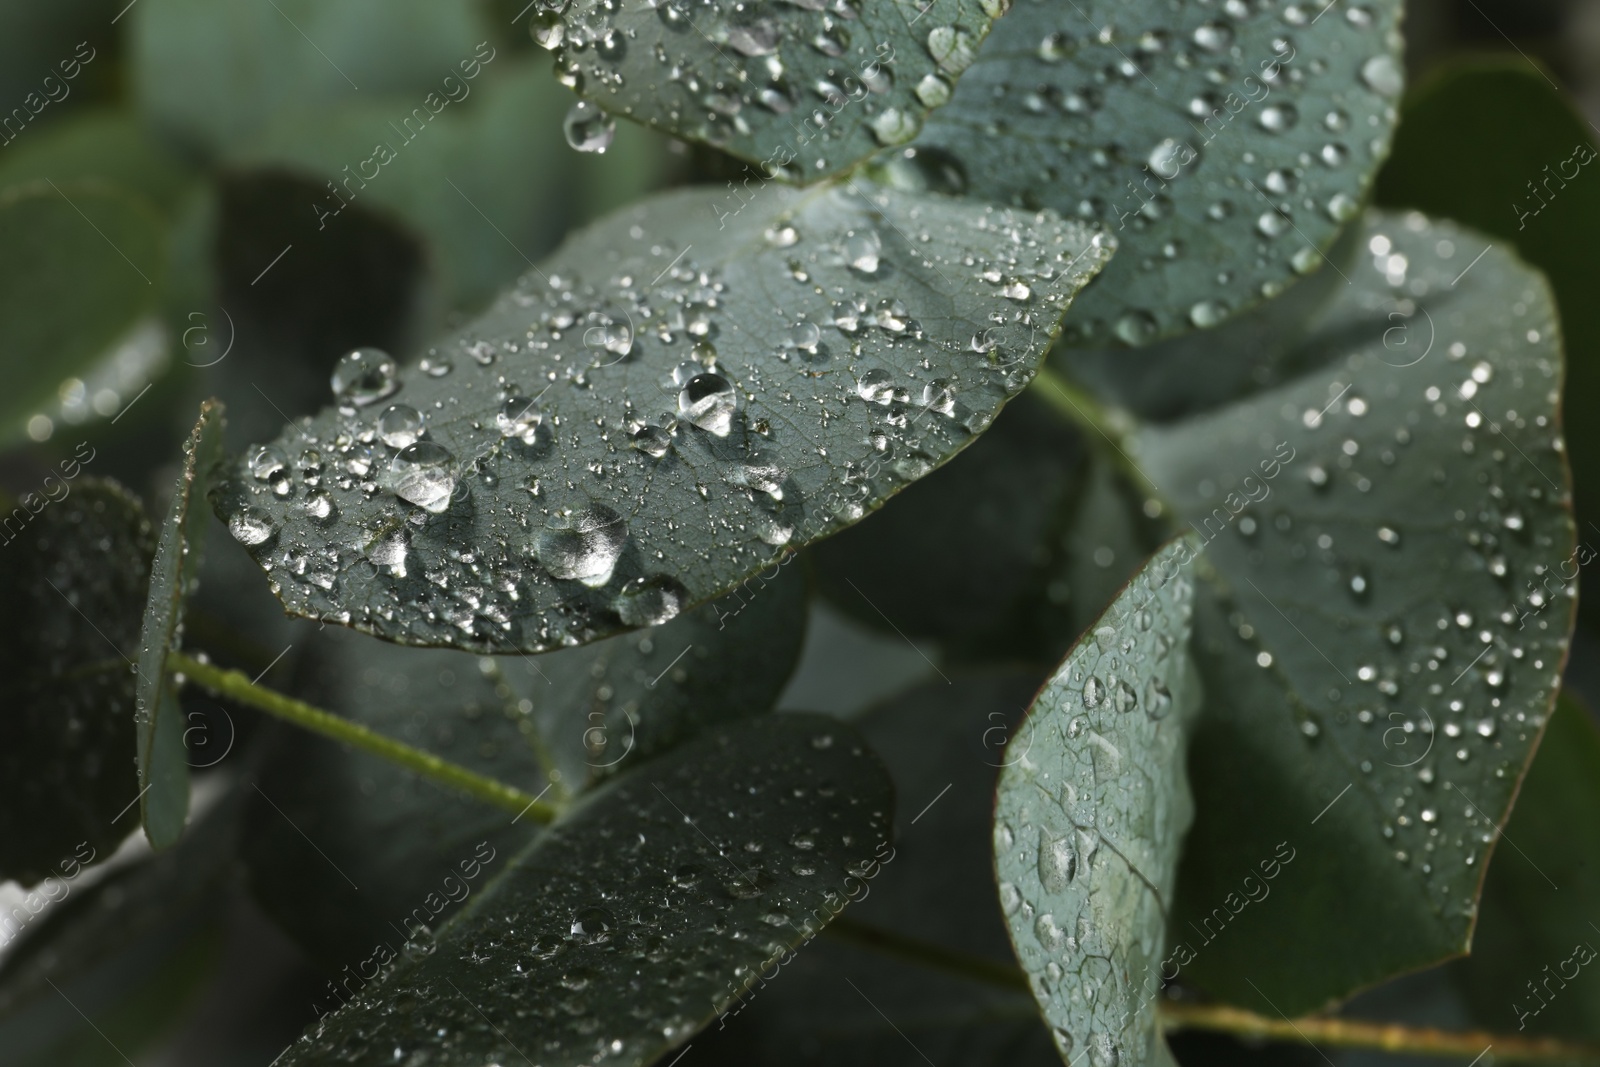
[{"xmin": 1, "ymin": 0, "xmax": 1599, "ymax": 1064}]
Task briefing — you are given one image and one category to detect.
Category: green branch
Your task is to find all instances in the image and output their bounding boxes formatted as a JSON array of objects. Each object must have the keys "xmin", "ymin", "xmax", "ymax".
[
  {"xmin": 166, "ymin": 651, "xmax": 562, "ymax": 825},
  {"xmin": 1027, "ymin": 364, "xmax": 1158, "ymax": 499}
]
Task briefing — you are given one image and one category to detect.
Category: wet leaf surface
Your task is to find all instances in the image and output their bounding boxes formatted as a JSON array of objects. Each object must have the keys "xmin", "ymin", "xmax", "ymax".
[
  {"xmin": 216, "ymin": 182, "xmax": 1110, "ymax": 653},
  {"xmin": 273, "ymin": 713, "xmax": 894, "ymax": 1067},
  {"xmin": 910, "ymin": 0, "xmax": 1403, "ymax": 345},
  {"xmin": 1132, "ymin": 211, "xmax": 1575, "ymax": 1012},
  {"xmin": 995, "ymin": 538, "xmax": 1202, "ymax": 1067},
  {"xmin": 136, "ymin": 400, "xmax": 225, "ymax": 849},
  {"xmin": 546, "ymin": 0, "xmax": 1001, "ymax": 180}
]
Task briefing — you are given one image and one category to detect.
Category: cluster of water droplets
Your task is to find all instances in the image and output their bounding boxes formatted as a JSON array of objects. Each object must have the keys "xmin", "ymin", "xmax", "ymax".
[
  {"xmin": 275, "ymin": 716, "xmax": 892, "ymax": 1067},
  {"xmin": 1138, "ymin": 212, "xmax": 1570, "ymax": 920},
  {"xmin": 912, "ymin": 0, "xmax": 1404, "ymax": 345},
  {"xmin": 532, "ymin": 0, "xmax": 1007, "ymax": 169},
  {"xmin": 216, "ymin": 185, "xmax": 1106, "ymax": 652}
]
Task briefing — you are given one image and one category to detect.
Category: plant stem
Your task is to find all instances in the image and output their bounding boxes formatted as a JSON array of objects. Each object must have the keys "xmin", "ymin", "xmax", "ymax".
[
  {"xmin": 827, "ymin": 918, "xmax": 1600, "ymax": 1063},
  {"xmin": 824, "ymin": 917, "xmax": 1031, "ymax": 993},
  {"xmin": 167, "ymin": 651, "xmax": 562, "ymax": 825},
  {"xmin": 1162, "ymin": 1001, "xmax": 1600, "ymax": 1063},
  {"xmin": 1028, "ymin": 364, "xmax": 1158, "ymax": 498}
]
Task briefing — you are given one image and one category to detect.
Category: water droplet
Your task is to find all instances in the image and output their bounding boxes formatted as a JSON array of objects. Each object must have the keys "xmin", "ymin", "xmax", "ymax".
[
  {"xmin": 387, "ymin": 441, "xmax": 457, "ymax": 513},
  {"xmin": 564, "ymin": 100, "xmax": 616, "ymax": 153},
  {"xmin": 630, "ymin": 424, "xmax": 672, "ymax": 458},
  {"xmin": 227, "ymin": 506, "xmax": 275, "ymax": 545},
  {"xmin": 535, "ymin": 504, "xmax": 628, "ymax": 586},
  {"xmin": 378, "ymin": 404, "xmax": 424, "ymax": 448},
  {"xmin": 496, "ymin": 396, "xmax": 543, "ymax": 441},
  {"xmin": 1038, "ymin": 832, "xmax": 1078, "ymax": 892},
  {"xmin": 613, "ymin": 575, "xmax": 688, "ymax": 627},
  {"xmin": 1360, "ymin": 54, "xmax": 1403, "ymax": 96},
  {"xmin": 678, "ymin": 372, "xmax": 737, "ymax": 436},
  {"xmin": 870, "ymin": 107, "xmax": 921, "ymax": 146},
  {"xmin": 914, "ymin": 73, "xmax": 952, "ymax": 107},
  {"xmin": 331, "ymin": 347, "xmax": 398, "ymax": 407},
  {"xmin": 1113, "ymin": 311, "xmax": 1157, "ymax": 346}
]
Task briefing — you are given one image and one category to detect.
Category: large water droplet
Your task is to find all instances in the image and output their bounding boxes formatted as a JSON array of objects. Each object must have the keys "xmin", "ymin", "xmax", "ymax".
[
  {"xmin": 613, "ymin": 575, "xmax": 689, "ymax": 626},
  {"xmin": 536, "ymin": 504, "xmax": 628, "ymax": 586},
  {"xmin": 496, "ymin": 396, "xmax": 543, "ymax": 442},
  {"xmin": 564, "ymin": 100, "xmax": 616, "ymax": 153},
  {"xmin": 331, "ymin": 347, "xmax": 398, "ymax": 407},
  {"xmin": 387, "ymin": 441, "xmax": 457, "ymax": 513},
  {"xmin": 678, "ymin": 372, "xmax": 737, "ymax": 436},
  {"xmin": 227, "ymin": 506, "xmax": 275, "ymax": 545},
  {"xmin": 378, "ymin": 404, "xmax": 424, "ymax": 448}
]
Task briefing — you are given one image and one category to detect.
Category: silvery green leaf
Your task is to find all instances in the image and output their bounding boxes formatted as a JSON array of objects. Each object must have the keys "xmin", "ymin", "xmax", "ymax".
[
  {"xmin": 215, "ymin": 182, "xmax": 1110, "ymax": 653},
  {"xmin": 995, "ymin": 538, "xmax": 1202, "ymax": 1067},
  {"xmin": 908, "ymin": 0, "xmax": 1403, "ymax": 345}
]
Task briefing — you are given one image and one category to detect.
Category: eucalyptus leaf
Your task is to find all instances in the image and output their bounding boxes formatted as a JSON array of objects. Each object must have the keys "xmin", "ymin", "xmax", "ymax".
[
  {"xmin": 0, "ymin": 479, "xmax": 151, "ymax": 885},
  {"xmin": 908, "ymin": 0, "xmax": 1403, "ymax": 345},
  {"xmin": 1449, "ymin": 693, "xmax": 1600, "ymax": 1041},
  {"xmin": 0, "ymin": 108, "xmax": 194, "ymax": 219},
  {"xmin": 545, "ymin": 0, "xmax": 1002, "ymax": 180},
  {"xmin": 246, "ymin": 560, "xmax": 807, "ymax": 970},
  {"xmin": 1129, "ymin": 212, "xmax": 1575, "ymax": 1012},
  {"xmin": 130, "ymin": 0, "xmax": 492, "ymax": 157},
  {"xmin": 1372, "ymin": 60, "xmax": 1600, "ymax": 631},
  {"xmin": 695, "ymin": 674, "xmax": 1059, "ymax": 1067},
  {"xmin": 136, "ymin": 400, "xmax": 225, "ymax": 850},
  {"xmin": 995, "ymin": 537, "xmax": 1202, "ymax": 1067},
  {"xmin": 0, "ymin": 182, "xmax": 165, "ymax": 446},
  {"xmin": 215, "ymin": 182, "xmax": 1110, "ymax": 653},
  {"xmin": 273, "ymin": 713, "xmax": 894, "ymax": 1067}
]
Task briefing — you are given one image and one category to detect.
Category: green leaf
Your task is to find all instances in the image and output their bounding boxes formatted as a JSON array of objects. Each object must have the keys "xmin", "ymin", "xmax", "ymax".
[
  {"xmin": 1372, "ymin": 60, "xmax": 1600, "ymax": 631},
  {"xmin": 1129, "ymin": 211, "xmax": 1575, "ymax": 1012},
  {"xmin": 273, "ymin": 713, "xmax": 894, "ymax": 1067},
  {"xmin": 129, "ymin": 0, "xmax": 492, "ymax": 158},
  {"xmin": 995, "ymin": 537, "xmax": 1202, "ymax": 1067},
  {"xmin": 909, "ymin": 0, "xmax": 1404, "ymax": 345},
  {"xmin": 0, "ymin": 108, "xmax": 195, "ymax": 218},
  {"xmin": 136, "ymin": 400, "xmax": 225, "ymax": 849},
  {"xmin": 234, "ymin": 57, "xmax": 672, "ymax": 312},
  {"xmin": 214, "ymin": 181, "xmax": 1111, "ymax": 653},
  {"xmin": 0, "ymin": 2, "xmax": 117, "ymax": 122},
  {"xmin": 0, "ymin": 782, "xmax": 241, "ymax": 1067},
  {"xmin": 544, "ymin": 0, "xmax": 1002, "ymax": 180},
  {"xmin": 0, "ymin": 182, "xmax": 165, "ymax": 446},
  {"xmin": 245, "ymin": 560, "xmax": 807, "ymax": 969},
  {"xmin": 1450, "ymin": 693, "xmax": 1600, "ymax": 1040},
  {"xmin": 692, "ymin": 674, "xmax": 1058, "ymax": 1066},
  {"xmin": 0, "ymin": 479, "xmax": 152, "ymax": 885}
]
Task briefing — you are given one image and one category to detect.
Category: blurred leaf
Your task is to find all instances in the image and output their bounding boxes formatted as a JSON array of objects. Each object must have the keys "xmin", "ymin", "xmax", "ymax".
[
  {"xmin": 0, "ymin": 182, "xmax": 165, "ymax": 446},
  {"xmin": 0, "ymin": 782, "xmax": 243, "ymax": 1067},
  {"xmin": 0, "ymin": 2, "xmax": 118, "ymax": 128},
  {"xmin": 1451, "ymin": 693, "xmax": 1600, "ymax": 1040},
  {"xmin": 214, "ymin": 182, "xmax": 1110, "ymax": 653},
  {"xmin": 1132, "ymin": 212, "xmax": 1575, "ymax": 1012},
  {"xmin": 273, "ymin": 713, "xmax": 894, "ymax": 1067},
  {"xmin": 694, "ymin": 673, "xmax": 1060, "ymax": 1067},
  {"xmin": 235, "ymin": 57, "xmax": 671, "ymax": 312},
  {"xmin": 909, "ymin": 0, "xmax": 1403, "ymax": 346},
  {"xmin": 245, "ymin": 560, "xmax": 807, "ymax": 970},
  {"xmin": 546, "ymin": 0, "xmax": 1000, "ymax": 180},
  {"xmin": 1373, "ymin": 59, "xmax": 1600, "ymax": 630},
  {"xmin": 995, "ymin": 538, "xmax": 1201, "ymax": 1067},
  {"xmin": 130, "ymin": 0, "xmax": 492, "ymax": 158},
  {"xmin": 0, "ymin": 108, "xmax": 195, "ymax": 218},
  {"xmin": 0, "ymin": 479, "xmax": 151, "ymax": 885},
  {"xmin": 135, "ymin": 400, "xmax": 224, "ymax": 849},
  {"xmin": 207, "ymin": 169, "xmax": 431, "ymax": 450}
]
